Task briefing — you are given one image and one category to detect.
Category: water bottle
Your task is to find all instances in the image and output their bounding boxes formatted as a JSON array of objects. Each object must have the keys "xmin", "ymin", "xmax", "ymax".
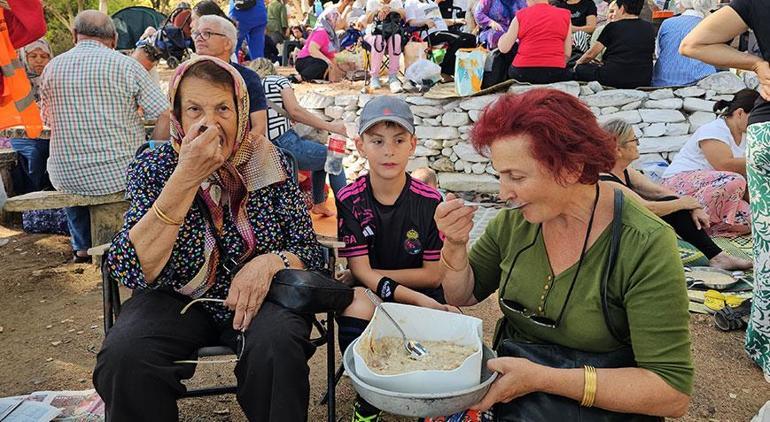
[
  {"xmin": 313, "ymin": 0, "xmax": 324, "ymax": 16},
  {"xmin": 324, "ymin": 135, "xmax": 346, "ymax": 175}
]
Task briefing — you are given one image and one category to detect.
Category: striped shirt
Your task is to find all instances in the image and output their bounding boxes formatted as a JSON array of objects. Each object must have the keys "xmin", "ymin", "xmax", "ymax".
[
  {"xmin": 651, "ymin": 12, "xmax": 716, "ymax": 87},
  {"xmin": 261, "ymin": 75, "xmax": 293, "ymax": 141},
  {"xmin": 39, "ymin": 40, "xmax": 169, "ymax": 196}
]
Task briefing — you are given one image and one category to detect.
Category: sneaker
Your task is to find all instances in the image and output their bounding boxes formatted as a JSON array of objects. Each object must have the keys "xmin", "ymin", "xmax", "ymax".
[
  {"xmin": 370, "ymin": 77, "xmax": 381, "ymax": 89},
  {"xmin": 352, "ymin": 398, "xmax": 382, "ymax": 422},
  {"xmin": 388, "ymin": 76, "xmax": 402, "ymax": 93}
]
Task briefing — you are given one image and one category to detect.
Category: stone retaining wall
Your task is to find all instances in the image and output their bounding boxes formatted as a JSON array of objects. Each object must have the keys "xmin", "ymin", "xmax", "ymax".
[{"xmin": 296, "ymin": 71, "xmax": 759, "ymax": 193}]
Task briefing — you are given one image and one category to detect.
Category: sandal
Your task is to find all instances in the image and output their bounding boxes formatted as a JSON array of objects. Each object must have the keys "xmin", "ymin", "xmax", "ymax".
[{"xmin": 714, "ymin": 298, "xmax": 752, "ymax": 331}]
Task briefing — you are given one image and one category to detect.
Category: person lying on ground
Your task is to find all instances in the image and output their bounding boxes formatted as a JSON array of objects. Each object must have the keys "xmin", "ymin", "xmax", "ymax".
[
  {"xmin": 93, "ymin": 56, "xmax": 323, "ymax": 422},
  {"xmin": 661, "ymin": 89, "xmax": 759, "ymax": 236},
  {"xmin": 600, "ymin": 118, "xmax": 751, "ymax": 270},
  {"xmin": 436, "ymin": 89, "xmax": 692, "ymax": 420}
]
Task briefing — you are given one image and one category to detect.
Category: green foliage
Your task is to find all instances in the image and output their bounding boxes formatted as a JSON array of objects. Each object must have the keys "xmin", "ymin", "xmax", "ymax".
[{"xmin": 42, "ymin": 0, "xmax": 155, "ymax": 56}]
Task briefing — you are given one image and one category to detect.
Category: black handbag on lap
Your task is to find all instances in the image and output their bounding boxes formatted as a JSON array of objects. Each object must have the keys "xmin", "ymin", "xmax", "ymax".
[
  {"xmin": 494, "ymin": 190, "xmax": 662, "ymax": 422},
  {"xmin": 193, "ymin": 197, "xmax": 353, "ymax": 315},
  {"xmin": 268, "ymin": 269, "xmax": 353, "ymax": 314}
]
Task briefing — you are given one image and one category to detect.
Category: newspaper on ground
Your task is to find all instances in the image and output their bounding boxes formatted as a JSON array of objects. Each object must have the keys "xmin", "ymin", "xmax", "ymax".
[{"xmin": 0, "ymin": 390, "xmax": 104, "ymax": 422}]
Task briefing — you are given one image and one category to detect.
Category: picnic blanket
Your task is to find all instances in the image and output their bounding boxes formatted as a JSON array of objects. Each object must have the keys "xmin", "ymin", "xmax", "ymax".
[{"xmin": 684, "ymin": 234, "xmax": 755, "ymax": 313}]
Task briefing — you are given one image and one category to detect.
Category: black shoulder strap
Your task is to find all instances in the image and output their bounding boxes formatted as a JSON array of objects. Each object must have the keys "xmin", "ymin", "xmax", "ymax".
[
  {"xmin": 602, "ymin": 188, "xmax": 626, "ymax": 344},
  {"xmin": 193, "ymin": 194, "xmax": 247, "ymax": 276}
]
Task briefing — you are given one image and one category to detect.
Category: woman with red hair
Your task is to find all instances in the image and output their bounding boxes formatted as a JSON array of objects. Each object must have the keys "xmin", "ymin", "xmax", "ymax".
[{"xmin": 435, "ymin": 89, "xmax": 693, "ymax": 420}]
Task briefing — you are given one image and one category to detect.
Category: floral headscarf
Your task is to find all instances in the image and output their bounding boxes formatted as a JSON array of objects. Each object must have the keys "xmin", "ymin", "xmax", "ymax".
[
  {"xmin": 167, "ymin": 56, "xmax": 287, "ymax": 298},
  {"xmin": 314, "ymin": 9, "xmax": 341, "ymax": 53},
  {"xmin": 18, "ymin": 38, "xmax": 52, "ymax": 102}
]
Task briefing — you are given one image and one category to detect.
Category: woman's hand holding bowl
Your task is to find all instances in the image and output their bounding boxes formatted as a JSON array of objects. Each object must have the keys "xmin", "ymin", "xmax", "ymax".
[
  {"xmin": 176, "ymin": 119, "xmax": 228, "ymax": 187},
  {"xmin": 472, "ymin": 357, "xmax": 544, "ymax": 412}
]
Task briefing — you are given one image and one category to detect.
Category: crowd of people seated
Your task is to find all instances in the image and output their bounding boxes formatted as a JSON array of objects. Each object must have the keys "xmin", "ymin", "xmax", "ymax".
[{"xmin": 4, "ymin": 0, "xmax": 770, "ymax": 420}]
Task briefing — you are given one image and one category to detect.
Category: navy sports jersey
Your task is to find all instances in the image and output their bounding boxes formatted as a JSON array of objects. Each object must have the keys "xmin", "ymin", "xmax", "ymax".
[{"xmin": 336, "ymin": 174, "xmax": 445, "ymax": 300}]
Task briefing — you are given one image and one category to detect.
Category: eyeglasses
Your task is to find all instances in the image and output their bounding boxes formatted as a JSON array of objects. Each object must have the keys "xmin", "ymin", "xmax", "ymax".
[
  {"xmin": 498, "ymin": 184, "xmax": 599, "ymax": 328},
  {"xmin": 173, "ymin": 298, "xmax": 245, "ymax": 365},
  {"xmin": 192, "ymin": 30, "xmax": 227, "ymax": 41},
  {"xmin": 622, "ymin": 138, "xmax": 640, "ymax": 146}
]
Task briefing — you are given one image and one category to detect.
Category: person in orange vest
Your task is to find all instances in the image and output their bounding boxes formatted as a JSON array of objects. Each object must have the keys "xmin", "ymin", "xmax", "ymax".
[{"xmin": 0, "ymin": 0, "xmax": 46, "ymax": 138}]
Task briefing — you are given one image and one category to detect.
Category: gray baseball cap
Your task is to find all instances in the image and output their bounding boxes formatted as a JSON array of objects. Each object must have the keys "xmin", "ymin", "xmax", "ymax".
[{"xmin": 358, "ymin": 96, "xmax": 415, "ymax": 135}]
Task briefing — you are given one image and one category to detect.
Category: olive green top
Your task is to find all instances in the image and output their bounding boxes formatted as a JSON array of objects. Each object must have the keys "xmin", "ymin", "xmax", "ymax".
[
  {"xmin": 470, "ymin": 196, "xmax": 694, "ymax": 394},
  {"xmin": 267, "ymin": 0, "xmax": 288, "ymax": 35}
]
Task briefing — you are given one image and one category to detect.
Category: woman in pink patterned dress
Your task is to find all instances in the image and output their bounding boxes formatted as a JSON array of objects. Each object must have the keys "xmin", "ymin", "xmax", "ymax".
[{"xmin": 661, "ymin": 89, "xmax": 759, "ymax": 236}]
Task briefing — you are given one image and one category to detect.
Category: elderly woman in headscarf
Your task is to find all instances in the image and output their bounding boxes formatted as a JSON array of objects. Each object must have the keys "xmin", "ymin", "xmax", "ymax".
[
  {"xmin": 294, "ymin": 8, "xmax": 343, "ymax": 82},
  {"xmin": 9, "ymin": 38, "xmax": 53, "ymax": 193},
  {"xmin": 92, "ymin": 56, "xmax": 324, "ymax": 422}
]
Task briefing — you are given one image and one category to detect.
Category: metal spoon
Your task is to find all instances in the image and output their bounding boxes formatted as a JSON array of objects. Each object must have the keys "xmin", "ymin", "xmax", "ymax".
[
  {"xmin": 464, "ymin": 200, "xmax": 526, "ymax": 209},
  {"xmin": 364, "ymin": 289, "xmax": 428, "ymax": 360}
]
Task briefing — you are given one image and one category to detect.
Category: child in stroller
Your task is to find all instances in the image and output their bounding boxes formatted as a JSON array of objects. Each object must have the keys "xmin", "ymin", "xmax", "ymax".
[{"xmin": 136, "ymin": 2, "xmax": 194, "ymax": 68}]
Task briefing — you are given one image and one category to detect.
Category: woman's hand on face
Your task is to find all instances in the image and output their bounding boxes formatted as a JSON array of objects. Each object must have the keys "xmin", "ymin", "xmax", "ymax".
[
  {"xmin": 434, "ymin": 192, "xmax": 476, "ymax": 245},
  {"xmin": 755, "ymin": 61, "xmax": 770, "ymax": 101},
  {"xmin": 472, "ymin": 357, "xmax": 543, "ymax": 412},
  {"xmin": 690, "ymin": 207, "xmax": 710, "ymax": 231},
  {"xmin": 176, "ymin": 119, "xmax": 227, "ymax": 186},
  {"xmin": 225, "ymin": 254, "xmax": 284, "ymax": 331}
]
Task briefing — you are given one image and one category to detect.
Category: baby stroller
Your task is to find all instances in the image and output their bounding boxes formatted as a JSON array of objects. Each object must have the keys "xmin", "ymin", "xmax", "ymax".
[{"xmin": 141, "ymin": 3, "xmax": 194, "ymax": 68}]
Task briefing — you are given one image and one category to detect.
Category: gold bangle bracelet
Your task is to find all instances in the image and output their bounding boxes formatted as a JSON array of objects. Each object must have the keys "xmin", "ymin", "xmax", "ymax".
[
  {"xmin": 440, "ymin": 248, "xmax": 469, "ymax": 272},
  {"xmin": 152, "ymin": 202, "xmax": 183, "ymax": 226},
  {"xmin": 581, "ymin": 365, "xmax": 597, "ymax": 407}
]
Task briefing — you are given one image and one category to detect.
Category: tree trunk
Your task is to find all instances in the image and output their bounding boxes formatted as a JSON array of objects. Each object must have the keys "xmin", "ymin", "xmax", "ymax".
[{"xmin": 99, "ymin": 0, "xmax": 108, "ymax": 13}]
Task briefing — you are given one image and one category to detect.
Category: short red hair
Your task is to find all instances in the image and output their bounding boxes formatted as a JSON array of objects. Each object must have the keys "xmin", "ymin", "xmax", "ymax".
[{"xmin": 470, "ymin": 89, "xmax": 616, "ymax": 185}]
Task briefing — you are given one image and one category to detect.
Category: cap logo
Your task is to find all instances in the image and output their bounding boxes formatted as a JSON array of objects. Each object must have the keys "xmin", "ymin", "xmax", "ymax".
[{"xmin": 383, "ymin": 108, "xmax": 392, "ymax": 115}]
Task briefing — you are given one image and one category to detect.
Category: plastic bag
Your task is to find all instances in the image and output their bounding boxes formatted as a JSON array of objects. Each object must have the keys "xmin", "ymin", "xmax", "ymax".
[
  {"xmin": 455, "ymin": 48, "xmax": 488, "ymax": 96},
  {"xmin": 405, "ymin": 59, "xmax": 442, "ymax": 86},
  {"xmin": 403, "ymin": 41, "xmax": 427, "ymax": 73}
]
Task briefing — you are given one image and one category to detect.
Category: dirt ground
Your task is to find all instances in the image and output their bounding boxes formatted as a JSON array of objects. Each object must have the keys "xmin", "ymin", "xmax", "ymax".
[{"xmin": 1, "ymin": 225, "xmax": 769, "ymax": 422}]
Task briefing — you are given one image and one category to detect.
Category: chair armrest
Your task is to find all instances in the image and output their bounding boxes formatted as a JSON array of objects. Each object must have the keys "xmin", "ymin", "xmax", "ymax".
[{"xmin": 88, "ymin": 243, "xmax": 111, "ymax": 257}]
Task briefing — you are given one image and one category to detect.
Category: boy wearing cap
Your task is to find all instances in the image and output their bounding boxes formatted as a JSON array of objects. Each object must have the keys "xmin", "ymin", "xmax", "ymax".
[{"xmin": 335, "ymin": 96, "xmax": 455, "ymax": 421}]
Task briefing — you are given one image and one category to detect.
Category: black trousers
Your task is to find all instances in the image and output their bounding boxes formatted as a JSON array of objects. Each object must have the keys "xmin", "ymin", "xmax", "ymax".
[
  {"xmin": 508, "ymin": 66, "xmax": 570, "ymax": 84},
  {"xmin": 93, "ymin": 289, "xmax": 315, "ymax": 422},
  {"xmin": 282, "ymin": 41, "xmax": 302, "ymax": 66},
  {"xmin": 573, "ymin": 62, "xmax": 649, "ymax": 89},
  {"xmin": 428, "ymin": 31, "xmax": 477, "ymax": 76},
  {"xmin": 661, "ymin": 209, "xmax": 722, "ymax": 259},
  {"xmin": 295, "ymin": 56, "xmax": 329, "ymax": 81}
]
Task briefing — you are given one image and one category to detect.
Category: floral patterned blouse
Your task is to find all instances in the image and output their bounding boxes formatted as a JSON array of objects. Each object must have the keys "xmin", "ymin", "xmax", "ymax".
[{"xmin": 106, "ymin": 143, "xmax": 324, "ymax": 323}]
